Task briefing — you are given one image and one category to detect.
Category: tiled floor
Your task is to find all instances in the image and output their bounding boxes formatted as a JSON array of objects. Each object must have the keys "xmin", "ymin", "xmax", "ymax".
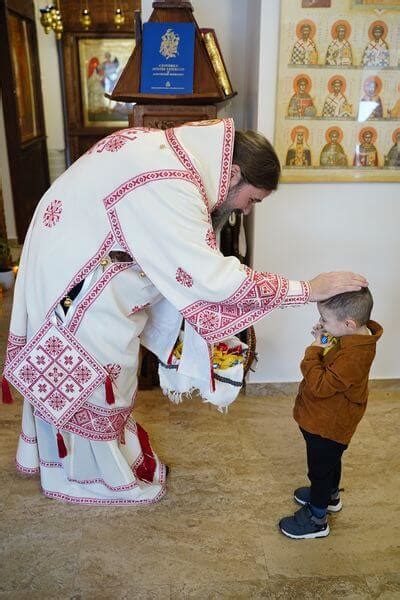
[{"xmin": 0, "ymin": 291, "xmax": 399, "ymax": 599}]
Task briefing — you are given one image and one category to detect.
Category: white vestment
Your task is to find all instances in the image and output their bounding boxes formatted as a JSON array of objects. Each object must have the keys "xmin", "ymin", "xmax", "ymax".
[{"xmin": 4, "ymin": 119, "xmax": 309, "ymax": 504}]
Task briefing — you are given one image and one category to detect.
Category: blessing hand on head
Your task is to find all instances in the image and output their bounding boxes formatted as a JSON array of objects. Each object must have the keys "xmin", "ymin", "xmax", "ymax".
[{"xmin": 308, "ymin": 271, "xmax": 368, "ymax": 302}]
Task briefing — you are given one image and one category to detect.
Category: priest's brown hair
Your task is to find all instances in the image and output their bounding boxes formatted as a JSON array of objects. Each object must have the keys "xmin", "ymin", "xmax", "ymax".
[{"xmin": 233, "ymin": 130, "xmax": 281, "ymax": 191}]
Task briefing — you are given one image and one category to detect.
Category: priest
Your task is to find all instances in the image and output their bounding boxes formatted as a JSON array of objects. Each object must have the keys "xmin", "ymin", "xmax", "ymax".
[{"xmin": 3, "ymin": 119, "xmax": 367, "ymax": 505}]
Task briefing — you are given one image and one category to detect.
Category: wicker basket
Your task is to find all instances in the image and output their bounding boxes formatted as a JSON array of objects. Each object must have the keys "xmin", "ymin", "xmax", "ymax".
[{"xmin": 243, "ymin": 326, "xmax": 257, "ymax": 377}]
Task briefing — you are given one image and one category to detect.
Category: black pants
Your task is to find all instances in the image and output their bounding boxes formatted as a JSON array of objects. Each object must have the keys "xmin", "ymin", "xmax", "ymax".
[{"xmin": 301, "ymin": 428, "xmax": 348, "ymax": 509}]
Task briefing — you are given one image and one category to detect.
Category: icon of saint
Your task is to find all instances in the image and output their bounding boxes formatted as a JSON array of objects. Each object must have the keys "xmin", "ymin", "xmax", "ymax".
[
  {"xmin": 384, "ymin": 129, "xmax": 400, "ymax": 167},
  {"xmin": 322, "ymin": 76, "xmax": 352, "ymax": 118},
  {"xmin": 287, "ymin": 75, "xmax": 317, "ymax": 118},
  {"xmin": 290, "ymin": 21, "xmax": 319, "ymax": 65},
  {"xmin": 358, "ymin": 77, "xmax": 383, "ymax": 121},
  {"xmin": 286, "ymin": 127, "xmax": 312, "ymax": 167},
  {"xmin": 353, "ymin": 128, "xmax": 379, "ymax": 167},
  {"xmin": 361, "ymin": 22, "xmax": 390, "ymax": 68},
  {"xmin": 325, "ymin": 21, "xmax": 353, "ymax": 66}
]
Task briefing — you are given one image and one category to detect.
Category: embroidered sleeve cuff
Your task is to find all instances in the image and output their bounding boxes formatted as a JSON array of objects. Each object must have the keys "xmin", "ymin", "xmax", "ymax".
[{"xmin": 281, "ymin": 280, "xmax": 310, "ymax": 307}]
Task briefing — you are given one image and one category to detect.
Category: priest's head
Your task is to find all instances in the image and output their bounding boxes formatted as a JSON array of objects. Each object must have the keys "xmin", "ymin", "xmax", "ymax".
[{"xmin": 211, "ymin": 130, "xmax": 280, "ymax": 230}]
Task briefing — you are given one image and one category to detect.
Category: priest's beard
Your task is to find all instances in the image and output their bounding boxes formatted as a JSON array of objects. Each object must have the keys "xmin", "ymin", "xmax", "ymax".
[{"xmin": 211, "ymin": 180, "xmax": 245, "ymax": 231}]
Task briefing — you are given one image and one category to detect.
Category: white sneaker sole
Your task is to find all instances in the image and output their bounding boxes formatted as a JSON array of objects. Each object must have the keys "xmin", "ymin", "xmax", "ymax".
[
  {"xmin": 294, "ymin": 494, "xmax": 342, "ymax": 513},
  {"xmin": 280, "ymin": 523, "xmax": 330, "ymax": 539}
]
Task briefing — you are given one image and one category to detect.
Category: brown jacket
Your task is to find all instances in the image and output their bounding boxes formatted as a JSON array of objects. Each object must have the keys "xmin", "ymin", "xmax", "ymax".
[{"xmin": 294, "ymin": 320, "xmax": 383, "ymax": 445}]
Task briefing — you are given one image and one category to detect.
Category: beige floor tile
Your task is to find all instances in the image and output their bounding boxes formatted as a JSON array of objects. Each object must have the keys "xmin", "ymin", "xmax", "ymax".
[
  {"xmin": 261, "ymin": 531, "xmax": 358, "ymax": 578},
  {"xmin": 365, "ymin": 574, "xmax": 400, "ymax": 598},
  {"xmin": 0, "ymin": 293, "xmax": 399, "ymax": 597},
  {"xmin": 76, "ymin": 513, "xmax": 267, "ymax": 588},
  {"xmin": 0, "ymin": 531, "xmax": 81, "ymax": 594},
  {"xmin": 171, "ymin": 580, "xmax": 272, "ymax": 599},
  {"xmin": 77, "ymin": 584, "xmax": 171, "ymax": 600},
  {"xmin": 267, "ymin": 575, "xmax": 373, "ymax": 599}
]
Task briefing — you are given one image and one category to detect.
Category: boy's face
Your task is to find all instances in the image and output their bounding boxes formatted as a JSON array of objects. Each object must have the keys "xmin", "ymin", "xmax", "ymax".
[{"xmin": 317, "ymin": 304, "xmax": 349, "ymax": 337}]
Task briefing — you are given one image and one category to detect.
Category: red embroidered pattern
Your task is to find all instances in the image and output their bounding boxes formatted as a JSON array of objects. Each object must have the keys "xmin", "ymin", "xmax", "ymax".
[
  {"xmin": 67, "ymin": 476, "xmax": 138, "ymax": 492},
  {"xmin": 20, "ymin": 431, "xmax": 37, "ymax": 444},
  {"xmin": 129, "ymin": 303, "xmax": 150, "ymax": 315},
  {"xmin": 107, "ymin": 208, "xmax": 130, "ymax": 252},
  {"xmin": 181, "ymin": 272, "xmax": 289, "ymax": 343},
  {"xmin": 5, "ymin": 321, "xmax": 106, "ymax": 429},
  {"xmin": 15, "ymin": 460, "xmax": 39, "ymax": 475},
  {"xmin": 104, "ymin": 363, "xmax": 121, "ymax": 381},
  {"xmin": 165, "ymin": 128, "xmax": 211, "ymax": 214},
  {"xmin": 86, "ymin": 129, "xmax": 149, "ymax": 154},
  {"xmin": 42, "ymin": 482, "xmax": 165, "ymax": 505},
  {"xmin": 60, "ymin": 397, "xmax": 134, "ymax": 441},
  {"xmin": 176, "ymin": 267, "xmax": 193, "ymax": 288},
  {"xmin": 103, "ymin": 169, "xmax": 194, "ymax": 211},
  {"xmin": 281, "ymin": 281, "xmax": 310, "ymax": 305},
  {"xmin": 68, "ymin": 262, "xmax": 132, "ymax": 334},
  {"xmin": 5, "ymin": 332, "xmax": 27, "ymax": 365},
  {"xmin": 40, "ymin": 459, "xmax": 62, "ymax": 468},
  {"xmin": 216, "ymin": 119, "xmax": 234, "ymax": 209},
  {"xmin": 42, "ymin": 488, "xmax": 165, "ymax": 505},
  {"xmin": 46, "ymin": 232, "xmax": 115, "ymax": 318},
  {"xmin": 205, "ymin": 228, "xmax": 217, "ymax": 250},
  {"xmin": 43, "ymin": 200, "xmax": 63, "ymax": 228},
  {"xmin": 104, "ymin": 170, "xmax": 199, "ymax": 254}
]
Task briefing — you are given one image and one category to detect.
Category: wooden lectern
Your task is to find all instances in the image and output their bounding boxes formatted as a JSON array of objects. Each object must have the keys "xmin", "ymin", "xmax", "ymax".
[
  {"xmin": 109, "ymin": 0, "xmax": 236, "ymax": 129},
  {"xmin": 110, "ymin": 0, "xmax": 237, "ymax": 387}
]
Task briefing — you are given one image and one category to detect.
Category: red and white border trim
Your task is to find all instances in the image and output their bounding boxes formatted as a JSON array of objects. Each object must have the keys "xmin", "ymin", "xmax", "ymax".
[
  {"xmin": 181, "ymin": 272, "xmax": 289, "ymax": 343},
  {"xmin": 103, "ymin": 170, "xmax": 194, "ymax": 211},
  {"xmin": 216, "ymin": 118, "xmax": 234, "ymax": 209},
  {"xmin": 5, "ymin": 332, "xmax": 27, "ymax": 365},
  {"xmin": 283, "ymin": 280, "xmax": 310, "ymax": 305},
  {"xmin": 60, "ymin": 398, "xmax": 135, "ymax": 441},
  {"xmin": 68, "ymin": 262, "xmax": 132, "ymax": 334},
  {"xmin": 165, "ymin": 128, "xmax": 211, "ymax": 215},
  {"xmin": 46, "ymin": 232, "xmax": 115, "ymax": 319},
  {"xmin": 15, "ymin": 459, "xmax": 39, "ymax": 475},
  {"xmin": 20, "ymin": 431, "xmax": 37, "ymax": 444},
  {"xmin": 42, "ymin": 485, "xmax": 165, "ymax": 506}
]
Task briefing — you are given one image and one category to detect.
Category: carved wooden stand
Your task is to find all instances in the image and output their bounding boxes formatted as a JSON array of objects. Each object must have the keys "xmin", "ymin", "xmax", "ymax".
[{"xmin": 109, "ymin": 0, "xmax": 237, "ymax": 388}]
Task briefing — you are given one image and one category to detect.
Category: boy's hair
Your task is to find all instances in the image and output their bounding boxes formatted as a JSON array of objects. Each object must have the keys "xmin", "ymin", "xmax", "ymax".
[
  {"xmin": 233, "ymin": 130, "xmax": 281, "ymax": 191},
  {"xmin": 319, "ymin": 288, "xmax": 373, "ymax": 326}
]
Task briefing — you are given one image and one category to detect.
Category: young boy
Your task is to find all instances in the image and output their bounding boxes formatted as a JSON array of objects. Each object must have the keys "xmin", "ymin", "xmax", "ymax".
[{"xmin": 279, "ymin": 288, "xmax": 383, "ymax": 539}]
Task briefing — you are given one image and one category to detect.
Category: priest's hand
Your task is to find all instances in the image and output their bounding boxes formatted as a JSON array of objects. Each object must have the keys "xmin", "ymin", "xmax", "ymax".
[{"xmin": 308, "ymin": 272, "xmax": 368, "ymax": 302}]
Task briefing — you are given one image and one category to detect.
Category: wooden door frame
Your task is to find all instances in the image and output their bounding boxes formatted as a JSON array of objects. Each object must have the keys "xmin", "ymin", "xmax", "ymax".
[{"xmin": 0, "ymin": 0, "xmax": 50, "ymax": 242}]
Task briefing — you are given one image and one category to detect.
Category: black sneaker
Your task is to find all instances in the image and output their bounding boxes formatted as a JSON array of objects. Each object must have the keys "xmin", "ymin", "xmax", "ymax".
[
  {"xmin": 294, "ymin": 486, "xmax": 342, "ymax": 512},
  {"xmin": 279, "ymin": 505, "xmax": 330, "ymax": 539}
]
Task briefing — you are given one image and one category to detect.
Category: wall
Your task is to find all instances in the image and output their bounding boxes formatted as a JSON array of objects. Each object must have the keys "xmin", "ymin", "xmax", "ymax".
[
  {"xmin": 249, "ymin": 0, "xmax": 399, "ymax": 382},
  {"xmin": 34, "ymin": 0, "xmax": 66, "ymax": 181}
]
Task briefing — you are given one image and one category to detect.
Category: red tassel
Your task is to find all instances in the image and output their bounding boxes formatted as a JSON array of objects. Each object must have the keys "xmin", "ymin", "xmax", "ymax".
[
  {"xmin": 136, "ymin": 423, "xmax": 156, "ymax": 483},
  {"xmin": 105, "ymin": 375, "xmax": 115, "ymax": 405},
  {"xmin": 56, "ymin": 431, "xmax": 68, "ymax": 458},
  {"xmin": 210, "ymin": 368, "xmax": 216, "ymax": 393},
  {"xmin": 167, "ymin": 347, "xmax": 175, "ymax": 365},
  {"xmin": 2, "ymin": 376, "xmax": 13, "ymax": 404}
]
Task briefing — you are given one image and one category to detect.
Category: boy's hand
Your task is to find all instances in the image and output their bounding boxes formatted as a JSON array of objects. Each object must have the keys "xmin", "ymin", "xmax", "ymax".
[
  {"xmin": 311, "ymin": 323, "xmax": 323, "ymax": 339},
  {"xmin": 311, "ymin": 330, "xmax": 333, "ymax": 348}
]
